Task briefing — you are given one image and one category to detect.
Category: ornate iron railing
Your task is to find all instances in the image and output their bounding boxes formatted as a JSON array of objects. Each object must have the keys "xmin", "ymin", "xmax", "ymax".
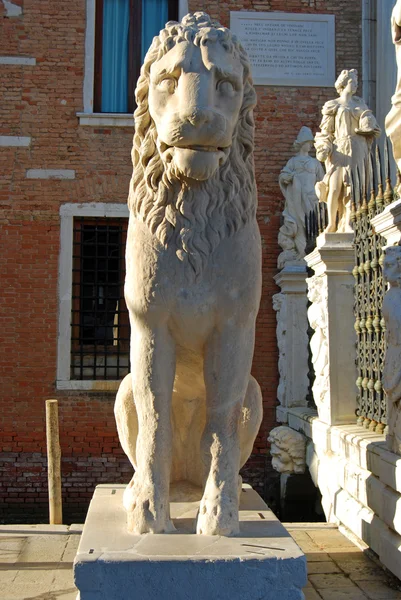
[
  {"xmin": 305, "ymin": 139, "xmax": 399, "ymax": 431},
  {"xmin": 352, "ymin": 140, "xmax": 397, "ymax": 432},
  {"xmin": 305, "ymin": 203, "xmax": 328, "ymax": 253}
]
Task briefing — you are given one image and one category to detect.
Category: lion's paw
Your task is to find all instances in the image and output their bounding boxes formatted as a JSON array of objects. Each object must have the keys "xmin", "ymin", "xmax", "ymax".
[
  {"xmin": 123, "ymin": 479, "xmax": 175, "ymax": 534},
  {"xmin": 196, "ymin": 491, "xmax": 239, "ymax": 536}
]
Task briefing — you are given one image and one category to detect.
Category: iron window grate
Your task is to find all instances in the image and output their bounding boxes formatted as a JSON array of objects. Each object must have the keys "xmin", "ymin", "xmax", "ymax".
[{"xmin": 71, "ymin": 217, "xmax": 130, "ymax": 380}]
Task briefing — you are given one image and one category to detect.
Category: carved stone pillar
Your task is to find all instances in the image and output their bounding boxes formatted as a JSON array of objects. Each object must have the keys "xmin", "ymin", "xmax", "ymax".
[
  {"xmin": 273, "ymin": 263, "xmax": 309, "ymax": 423},
  {"xmin": 305, "ymin": 233, "xmax": 357, "ymax": 425},
  {"xmin": 372, "ymin": 199, "xmax": 401, "ymax": 454}
]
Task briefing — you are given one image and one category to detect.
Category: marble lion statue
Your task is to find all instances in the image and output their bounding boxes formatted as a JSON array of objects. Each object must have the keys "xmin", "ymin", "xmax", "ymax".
[{"xmin": 115, "ymin": 12, "xmax": 263, "ymax": 536}]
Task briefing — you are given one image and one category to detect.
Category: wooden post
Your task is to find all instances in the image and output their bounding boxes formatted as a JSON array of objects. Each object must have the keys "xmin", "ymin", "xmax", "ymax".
[{"xmin": 46, "ymin": 399, "xmax": 63, "ymax": 524}]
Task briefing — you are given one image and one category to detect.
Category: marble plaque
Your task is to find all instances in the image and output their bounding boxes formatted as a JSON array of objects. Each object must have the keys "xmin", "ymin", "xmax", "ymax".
[{"xmin": 230, "ymin": 11, "xmax": 335, "ymax": 87}]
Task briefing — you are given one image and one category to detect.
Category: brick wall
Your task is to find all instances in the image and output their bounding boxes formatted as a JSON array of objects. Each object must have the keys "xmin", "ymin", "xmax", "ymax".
[{"xmin": 0, "ymin": 0, "xmax": 362, "ymax": 521}]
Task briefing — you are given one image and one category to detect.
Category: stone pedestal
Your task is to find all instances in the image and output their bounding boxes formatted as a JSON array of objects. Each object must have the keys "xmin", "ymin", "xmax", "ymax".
[
  {"xmin": 74, "ymin": 484, "xmax": 307, "ymax": 600},
  {"xmin": 372, "ymin": 199, "xmax": 401, "ymax": 455},
  {"xmin": 273, "ymin": 262, "xmax": 309, "ymax": 423},
  {"xmin": 305, "ymin": 233, "xmax": 357, "ymax": 425}
]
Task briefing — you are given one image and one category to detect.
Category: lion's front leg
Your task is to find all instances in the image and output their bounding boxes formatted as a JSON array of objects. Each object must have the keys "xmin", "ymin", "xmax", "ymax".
[
  {"xmin": 123, "ymin": 320, "xmax": 176, "ymax": 534},
  {"xmin": 196, "ymin": 323, "xmax": 255, "ymax": 536}
]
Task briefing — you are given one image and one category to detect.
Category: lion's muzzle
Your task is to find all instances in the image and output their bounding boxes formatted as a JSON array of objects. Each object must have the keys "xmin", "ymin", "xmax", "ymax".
[{"xmin": 158, "ymin": 110, "xmax": 231, "ymax": 180}]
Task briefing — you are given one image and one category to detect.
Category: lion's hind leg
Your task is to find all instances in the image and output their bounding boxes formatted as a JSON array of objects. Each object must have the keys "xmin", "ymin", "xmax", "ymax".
[
  {"xmin": 239, "ymin": 375, "xmax": 263, "ymax": 469},
  {"xmin": 115, "ymin": 373, "xmax": 138, "ymax": 470}
]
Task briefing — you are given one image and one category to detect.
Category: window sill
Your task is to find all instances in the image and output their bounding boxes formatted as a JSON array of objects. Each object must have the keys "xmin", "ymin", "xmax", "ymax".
[
  {"xmin": 56, "ymin": 380, "xmax": 121, "ymax": 392},
  {"xmin": 77, "ymin": 112, "xmax": 134, "ymax": 127}
]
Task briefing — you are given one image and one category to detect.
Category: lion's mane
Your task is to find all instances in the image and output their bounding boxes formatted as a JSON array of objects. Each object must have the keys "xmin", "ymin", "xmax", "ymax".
[{"xmin": 128, "ymin": 12, "xmax": 257, "ymax": 277}]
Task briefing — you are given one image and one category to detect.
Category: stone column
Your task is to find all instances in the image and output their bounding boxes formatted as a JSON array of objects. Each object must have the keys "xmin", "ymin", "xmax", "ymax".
[
  {"xmin": 372, "ymin": 199, "xmax": 401, "ymax": 246},
  {"xmin": 372, "ymin": 199, "xmax": 401, "ymax": 454},
  {"xmin": 273, "ymin": 262, "xmax": 309, "ymax": 423},
  {"xmin": 305, "ymin": 233, "xmax": 357, "ymax": 425}
]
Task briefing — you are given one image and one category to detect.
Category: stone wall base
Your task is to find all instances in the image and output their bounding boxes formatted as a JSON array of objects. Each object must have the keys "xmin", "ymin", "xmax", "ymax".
[{"xmin": 279, "ymin": 407, "xmax": 401, "ymax": 580}]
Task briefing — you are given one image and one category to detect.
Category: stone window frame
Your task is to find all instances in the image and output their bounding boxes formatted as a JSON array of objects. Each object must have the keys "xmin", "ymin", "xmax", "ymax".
[
  {"xmin": 57, "ymin": 202, "xmax": 129, "ymax": 391},
  {"xmin": 77, "ymin": 0, "xmax": 189, "ymax": 127}
]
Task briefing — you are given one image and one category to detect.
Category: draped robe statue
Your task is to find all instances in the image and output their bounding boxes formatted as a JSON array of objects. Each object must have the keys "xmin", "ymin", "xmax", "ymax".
[
  {"xmin": 386, "ymin": 0, "xmax": 401, "ymax": 186},
  {"xmin": 278, "ymin": 126, "xmax": 324, "ymax": 267},
  {"xmin": 315, "ymin": 69, "xmax": 380, "ymax": 232}
]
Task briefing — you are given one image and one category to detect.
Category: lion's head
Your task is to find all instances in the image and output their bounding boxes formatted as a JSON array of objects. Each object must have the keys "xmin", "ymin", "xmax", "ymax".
[{"xmin": 129, "ymin": 12, "xmax": 257, "ymax": 277}]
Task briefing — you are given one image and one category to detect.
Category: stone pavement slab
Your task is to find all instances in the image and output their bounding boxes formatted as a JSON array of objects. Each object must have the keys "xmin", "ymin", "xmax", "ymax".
[
  {"xmin": 286, "ymin": 524, "xmax": 401, "ymax": 600},
  {"xmin": 0, "ymin": 525, "xmax": 80, "ymax": 600},
  {"xmin": 317, "ymin": 590, "xmax": 368, "ymax": 600},
  {"xmin": 306, "ymin": 561, "xmax": 341, "ymax": 574},
  {"xmin": 356, "ymin": 580, "xmax": 401, "ymax": 599}
]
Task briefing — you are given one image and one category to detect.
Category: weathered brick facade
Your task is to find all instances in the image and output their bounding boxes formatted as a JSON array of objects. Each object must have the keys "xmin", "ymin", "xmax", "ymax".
[{"xmin": 0, "ymin": 0, "xmax": 362, "ymax": 521}]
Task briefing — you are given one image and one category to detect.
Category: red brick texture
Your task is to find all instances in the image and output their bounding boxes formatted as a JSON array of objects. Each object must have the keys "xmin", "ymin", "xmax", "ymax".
[{"xmin": 0, "ymin": 0, "xmax": 362, "ymax": 521}]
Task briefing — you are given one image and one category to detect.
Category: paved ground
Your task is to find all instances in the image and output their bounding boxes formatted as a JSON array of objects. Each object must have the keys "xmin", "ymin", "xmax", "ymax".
[
  {"xmin": 287, "ymin": 524, "xmax": 401, "ymax": 600},
  {"xmin": 0, "ymin": 523, "xmax": 400, "ymax": 599}
]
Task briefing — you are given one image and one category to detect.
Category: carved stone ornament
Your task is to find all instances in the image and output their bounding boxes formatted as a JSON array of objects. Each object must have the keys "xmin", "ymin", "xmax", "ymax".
[
  {"xmin": 278, "ymin": 126, "xmax": 324, "ymax": 268},
  {"xmin": 114, "ymin": 12, "xmax": 263, "ymax": 536},
  {"xmin": 314, "ymin": 69, "xmax": 381, "ymax": 233},
  {"xmin": 268, "ymin": 426, "xmax": 306, "ymax": 474},
  {"xmin": 386, "ymin": 0, "xmax": 401, "ymax": 186},
  {"xmin": 272, "ymin": 277, "xmax": 309, "ymax": 414},
  {"xmin": 272, "ymin": 293, "xmax": 287, "ymax": 407},
  {"xmin": 307, "ymin": 274, "xmax": 329, "ymax": 407},
  {"xmin": 382, "ymin": 245, "xmax": 401, "ymax": 455}
]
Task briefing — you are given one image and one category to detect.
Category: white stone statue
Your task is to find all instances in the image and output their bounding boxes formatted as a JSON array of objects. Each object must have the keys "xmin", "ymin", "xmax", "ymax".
[
  {"xmin": 386, "ymin": 0, "xmax": 401, "ymax": 186},
  {"xmin": 278, "ymin": 126, "xmax": 324, "ymax": 267},
  {"xmin": 383, "ymin": 246, "xmax": 401, "ymax": 455},
  {"xmin": 307, "ymin": 274, "xmax": 329, "ymax": 407},
  {"xmin": 268, "ymin": 426, "xmax": 306, "ymax": 474},
  {"xmin": 114, "ymin": 12, "xmax": 263, "ymax": 537},
  {"xmin": 315, "ymin": 69, "xmax": 381, "ymax": 233}
]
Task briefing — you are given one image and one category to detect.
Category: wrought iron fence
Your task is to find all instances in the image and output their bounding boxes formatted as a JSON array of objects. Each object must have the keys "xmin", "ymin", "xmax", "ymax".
[
  {"xmin": 351, "ymin": 140, "xmax": 398, "ymax": 432},
  {"xmin": 305, "ymin": 203, "xmax": 328, "ymax": 252},
  {"xmin": 305, "ymin": 139, "xmax": 399, "ymax": 431}
]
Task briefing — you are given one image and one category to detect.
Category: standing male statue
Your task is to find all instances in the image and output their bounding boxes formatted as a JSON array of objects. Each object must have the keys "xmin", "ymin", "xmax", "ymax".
[{"xmin": 114, "ymin": 12, "xmax": 263, "ymax": 537}]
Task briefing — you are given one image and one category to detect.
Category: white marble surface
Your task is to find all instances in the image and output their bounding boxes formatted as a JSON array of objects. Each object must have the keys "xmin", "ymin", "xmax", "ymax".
[
  {"xmin": 74, "ymin": 484, "xmax": 307, "ymax": 600},
  {"xmin": 372, "ymin": 198, "xmax": 401, "ymax": 247},
  {"xmin": 385, "ymin": 0, "xmax": 401, "ymax": 182},
  {"xmin": 273, "ymin": 264, "xmax": 309, "ymax": 411},
  {"xmin": 0, "ymin": 136, "xmax": 30, "ymax": 147},
  {"xmin": 278, "ymin": 126, "xmax": 324, "ymax": 266},
  {"xmin": 315, "ymin": 69, "xmax": 380, "ymax": 232},
  {"xmin": 116, "ymin": 12, "xmax": 262, "ymax": 537},
  {"xmin": 382, "ymin": 246, "xmax": 401, "ymax": 455},
  {"xmin": 283, "ymin": 405, "xmax": 401, "ymax": 581},
  {"xmin": 306, "ymin": 233, "xmax": 357, "ymax": 425},
  {"xmin": 230, "ymin": 11, "xmax": 335, "ymax": 87},
  {"xmin": 268, "ymin": 426, "xmax": 306, "ymax": 474}
]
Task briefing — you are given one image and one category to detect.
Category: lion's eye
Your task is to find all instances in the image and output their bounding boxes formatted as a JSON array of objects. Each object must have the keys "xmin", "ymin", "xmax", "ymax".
[
  {"xmin": 158, "ymin": 77, "xmax": 177, "ymax": 94},
  {"xmin": 216, "ymin": 79, "xmax": 236, "ymax": 97}
]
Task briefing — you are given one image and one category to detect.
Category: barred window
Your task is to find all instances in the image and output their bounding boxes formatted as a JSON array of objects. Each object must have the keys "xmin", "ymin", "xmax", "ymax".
[{"xmin": 71, "ymin": 218, "xmax": 130, "ymax": 380}]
